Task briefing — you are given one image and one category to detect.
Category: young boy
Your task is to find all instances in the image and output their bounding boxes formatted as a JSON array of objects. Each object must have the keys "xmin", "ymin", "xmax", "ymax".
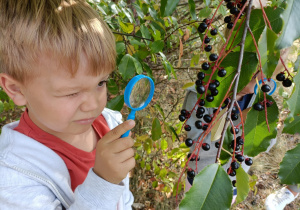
[{"xmin": 0, "ymin": 0, "xmax": 135, "ymax": 209}]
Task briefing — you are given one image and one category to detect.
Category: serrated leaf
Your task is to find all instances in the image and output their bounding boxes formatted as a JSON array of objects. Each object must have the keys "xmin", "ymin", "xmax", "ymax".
[
  {"xmin": 152, "ymin": 118, "xmax": 162, "ymax": 140},
  {"xmin": 210, "ymin": 108, "xmax": 228, "ymax": 142},
  {"xmin": 236, "ymin": 167, "xmax": 250, "ymax": 204},
  {"xmin": 258, "ymin": 27, "xmax": 280, "ymax": 78},
  {"xmin": 244, "ymin": 95, "xmax": 279, "ymax": 157},
  {"xmin": 179, "ymin": 164, "xmax": 232, "ymax": 210},
  {"xmin": 287, "ymin": 71, "xmax": 300, "ymax": 117},
  {"xmin": 106, "ymin": 95, "xmax": 124, "ymax": 111},
  {"xmin": 150, "ymin": 40, "xmax": 164, "ymax": 53},
  {"xmin": 283, "ymin": 116, "xmax": 300, "ymax": 134},
  {"xmin": 276, "ymin": 0, "xmax": 300, "ymax": 49},
  {"xmin": 118, "ymin": 54, "xmax": 143, "ymax": 80},
  {"xmin": 278, "ymin": 143, "xmax": 300, "ymax": 185}
]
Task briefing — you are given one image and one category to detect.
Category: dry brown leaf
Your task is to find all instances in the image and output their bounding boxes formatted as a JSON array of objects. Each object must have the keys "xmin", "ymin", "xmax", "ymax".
[{"xmin": 183, "ymin": 29, "xmax": 190, "ymax": 41}]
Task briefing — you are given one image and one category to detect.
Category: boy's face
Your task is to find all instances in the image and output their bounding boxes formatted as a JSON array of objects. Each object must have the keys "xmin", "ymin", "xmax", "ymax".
[{"xmin": 20, "ymin": 53, "xmax": 109, "ymax": 138}]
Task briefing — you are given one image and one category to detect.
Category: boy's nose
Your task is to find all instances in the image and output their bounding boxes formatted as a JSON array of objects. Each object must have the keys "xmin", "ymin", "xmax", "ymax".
[{"xmin": 80, "ymin": 91, "xmax": 100, "ymax": 112}]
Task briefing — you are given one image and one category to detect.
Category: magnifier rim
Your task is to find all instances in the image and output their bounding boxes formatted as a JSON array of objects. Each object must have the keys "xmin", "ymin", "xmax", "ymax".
[{"xmin": 124, "ymin": 75, "xmax": 155, "ymax": 111}]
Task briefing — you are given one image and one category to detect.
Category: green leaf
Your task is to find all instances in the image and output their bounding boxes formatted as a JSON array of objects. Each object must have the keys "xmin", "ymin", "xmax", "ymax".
[
  {"xmin": 160, "ymin": 0, "xmax": 167, "ymax": 17},
  {"xmin": 179, "ymin": 164, "xmax": 232, "ymax": 210},
  {"xmin": 106, "ymin": 95, "xmax": 124, "ymax": 111},
  {"xmin": 154, "ymin": 104, "xmax": 165, "ymax": 120},
  {"xmin": 283, "ymin": 115, "xmax": 300, "ymax": 134},
  {"xmin": 0, "ymin": 101, "xmax": 4, "ymax": 113},
  {"xmin": 107, "ymin": 79, "xmax": 119, "ymax": 95},
  {"xmin": 198, "ymin": 7, "xmax": 212, "ymax": 18},
  {"xmin": 119, "ymin": 21, "xmax": 134, "ymax": 33},
  {"xmin": 244, "ymin": 95, "xmax": 279, "ymax": 157},
  {"xmin": 228, "ymin": 7, "xmax": 284, "ymax": 52},
  {"xmin": 152, "ymin": 118, "xmax": 162, "ymax": 140},
  {"xmin": 276, "ymin": 0, "xmax": 300, "ymax": 49},
  {"xmin": 236, "ymin": 167, "xmax": 250, "ymax": 204},
  {"xmin": 163, "ymin": 0, "xmax": 180, "ymax": 17},
  {"xmin": 132, "ymin": 3, "xmax": 145, "ymax": 19},
  {"xmin": 287, "ymin": 71, "xmax": 300, "ymax": 116},
  {"xmin": 278, "ymin": 143, "xmax": 300, "ymax": 185},
  {"xmin": 118, "ymin": 54, "xmax": 143, "ymax": 80},
  {"xmin": 116, "ymin": 42, "xmax": 126, "ymax": 55},
  {"xmin": 160, "ymin": 138, "xmax": 168, "ymax": 150},
  {"xmin": 150, "ymin": 40, "xmax": 164, "ymax": 53},
  {"xmin": 188, "ymin": 0, "xmax": 197, "ymax": 20},
  {"xmin": 258, "ymin": 27, "xmax": 280, "ymax": 78}
]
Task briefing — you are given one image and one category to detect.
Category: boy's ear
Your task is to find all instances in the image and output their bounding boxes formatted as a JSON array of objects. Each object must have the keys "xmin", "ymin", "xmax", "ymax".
[{"xmin": 0, "ymin": 73, "xmax": 27, "ymax": 106}]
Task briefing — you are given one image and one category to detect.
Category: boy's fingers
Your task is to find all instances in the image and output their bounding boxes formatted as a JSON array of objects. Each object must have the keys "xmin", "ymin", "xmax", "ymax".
[{"xmin": 102, "ymin": 120, "xmax": 135, "ymax": 143}]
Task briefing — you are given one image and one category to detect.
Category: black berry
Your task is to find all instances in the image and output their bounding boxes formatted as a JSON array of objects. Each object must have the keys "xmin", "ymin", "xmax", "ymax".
[
  {"xmin": 231, "ymin": 127, "xmax": 239, "ymax": 134},
  {"xmin": 224, "ymin": 16, "xmax": 231, "ymax": 23},
  {"xmin": 231, "ymin": 113, "xmax": 239, "ymax": 121},
  {"xmin": 197, "ymin": 26, "xmax": 205, "ymax": 33},
  {"xmin": 202, "ymin": 62, "xmax": 210, "ymax": 70},
  {"xmin": 226, "ymin": 2, "xmax": 234, "ymax": 9},
  {"xmin": 196, "ymin": 85, "xmax": 206, "ymax": 94},
  {"xmin": 235, "ymin": 154, "xmax": 244, "ymax": 162},
  {"xmin": 204, "ymin": 37, "xmax": 210, "ymax": 44},
  {"xmin": 195, "ymin": 120, "xmax": 202, "ymax": 129},
  {"xmin": 210, "ymin": 28, "xmax": 218, "ymax": 36},
  {"xmin": 230, "ymin": 7, "xmax": 239, "ymax": 15},
  {"xmin": 282, "ymin": 79, "xmax": 292, "ymax": 87},
  {"xmin": 261, "ymin": 84, "xmax": 271, "ymax": 92},
  {"xmin": 202, "ymin": 143, "xmax": 210, "ymax": 151},
  {"xmin": 181, "ymin": 109, "xmax": 187, "ymax": 116},
  {"xmin": 197, "ymin": 107, "xmax": 205, "ymax": 114},
  {"xmin": 215, "ymin": 142, "xmax": 220, "ymax": 148},
  {"xmin": 276, "ymin": 73, "xmax": 285, "ymax": 81},
  {"xmin": 187, "ymin": 170, "xmax": 196, "ymax": 179},
  {"xmin": 218, "ymin": 69, "xmax": 227, "ymax": 77},
  {"xmin": 205, "ymin": 45, "xmax": 212, "ymax": 52},
  {"xmin": 199, "ymin": 99, "xmax": 205, "ymax": 106},
  {"xmin": 209, "ymin": 54, "xmax": 218, "ymax": 62},
  {"xmin": 266, "ymin": 101, "xmax": 273, "ymax": 107},
  {"xmin": 245, "ymin": 158, "xmax": 253, "ymax": 166},
  {"xmin": 237, "ymin": 136, "xmax": 244, "ymax": 145},
  {"xmin": 184, "ymin": 125, "xmax": 191, "ymax": 131},
  {"xmin": 206, "ymin": 95, "xmax": 214, "ymax": 102},
  {"xmin": 208, "ymin": 83, "xmax": 217, "ymax": 91},
  {"xmin": 224, "ymin": 98, "xmax": 230, "ymax": 105},
  {"xmin": 229, "ymin": 169, "xmax": 236, "ymax": 177},
  {"xmin": 253, "ymin": 103, "xmax": 264, "ymax": 111},
  {"xmin": 211, "ymin": 89, "xmax": 219, "ymax": 96},
  {"xmin": 232, "ymin": 180, "xmax": 236, "ymax": 187},
  {"xmin": 202, "ymin": 124, "xmax": 208, "ymax": 130},
  {"xmin": 197, "ymin": 72, "xmax": 205, "ymax": 80},
  {"xmin": 179, "ymin": 115, "xmax": 186, "ymax": 122},
  {"xmin": 196, "ymin": 113, "xmax": 203, "ymax": 119},
  {"xmin": 195, "ymin": 80, "xmax": 202, "ymax": 86},
  {"xmin": 214, "ymin": 80, "xmax": 220, "ymax": 87},
  {"xmin": 231, "ymin": 161, "xmax": 240, "ymax": 170},
  {"xmin": 227, "ymin": 22, "xmax": 234, "ymax": 29},
  {"xmin": 203, "ymin": 114, "xmax": 212, "ymax": 123},
  {"xmin": 199, "ymin": 22, "xmax": 208, "ymax": 30},
  {"xmin": 185, "ymin": 138, "xmax": 194, "ymax": 147}
]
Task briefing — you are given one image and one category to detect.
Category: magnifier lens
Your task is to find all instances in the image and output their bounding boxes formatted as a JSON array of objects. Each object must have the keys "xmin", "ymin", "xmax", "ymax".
[{"xmin": 129, "ymin": 78, "xmax": 151, "ymax": 108}]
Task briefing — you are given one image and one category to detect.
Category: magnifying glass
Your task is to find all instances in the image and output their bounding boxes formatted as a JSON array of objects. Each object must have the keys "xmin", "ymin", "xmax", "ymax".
[{"xmin": 121, "ymin": 75, "xmax": 155, "ymax": 137}]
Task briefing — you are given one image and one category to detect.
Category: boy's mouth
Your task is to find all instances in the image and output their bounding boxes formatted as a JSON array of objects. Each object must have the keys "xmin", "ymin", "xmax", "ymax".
[{"xmin": 74, "ymin": 117, "xmax": 96, "ymax": 125}]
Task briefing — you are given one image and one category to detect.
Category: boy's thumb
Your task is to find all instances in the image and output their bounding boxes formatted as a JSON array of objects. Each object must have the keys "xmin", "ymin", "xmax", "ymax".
[{"xmin": 103, "ymin": 120, "xmax": 135, "ymax": 142}]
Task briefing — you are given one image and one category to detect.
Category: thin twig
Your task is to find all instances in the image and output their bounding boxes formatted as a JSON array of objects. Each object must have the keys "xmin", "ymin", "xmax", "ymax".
[
  {"xmin": 112, "ymin": 31, "xmax": 153, "ymax": 41},
  {"xmin": 216, "ymin": 0, "xmax": 254, "ymax": 162}
]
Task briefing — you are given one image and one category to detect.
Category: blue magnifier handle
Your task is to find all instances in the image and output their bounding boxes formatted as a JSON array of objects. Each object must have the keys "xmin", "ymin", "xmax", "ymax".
[{"xmin": 121, "ymin": 110, "xmax": 136, "ymax": 138}]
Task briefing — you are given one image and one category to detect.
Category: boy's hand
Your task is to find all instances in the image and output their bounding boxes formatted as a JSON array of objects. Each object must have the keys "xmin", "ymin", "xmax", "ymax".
[{"xmin": 93, "ymin": 120, "xmax": 136, "ymax": 184}]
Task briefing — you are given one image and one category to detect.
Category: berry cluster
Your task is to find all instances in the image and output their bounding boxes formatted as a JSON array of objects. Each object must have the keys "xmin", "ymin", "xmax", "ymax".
[
  {"xmin": 223, "ymin": 0, "xmax": 248, "ymax": 29},
  {"xmin": 276, "ymin": 72, "xmax": 293, "ymax": 87},
  {"xmin": 253, "ymin": 99, "xmax": 273, "ymax": 111}
]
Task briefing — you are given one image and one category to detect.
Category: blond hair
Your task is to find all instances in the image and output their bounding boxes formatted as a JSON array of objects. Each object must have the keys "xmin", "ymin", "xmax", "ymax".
[{"xmin": 0, "ymin": 0, "xmax": 116, "ymax": 83}]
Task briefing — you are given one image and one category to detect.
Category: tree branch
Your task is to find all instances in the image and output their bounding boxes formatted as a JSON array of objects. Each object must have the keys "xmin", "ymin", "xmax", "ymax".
[{"xmin": 112, "ymin": 31, "xmax": 153, "ymax": 41}]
